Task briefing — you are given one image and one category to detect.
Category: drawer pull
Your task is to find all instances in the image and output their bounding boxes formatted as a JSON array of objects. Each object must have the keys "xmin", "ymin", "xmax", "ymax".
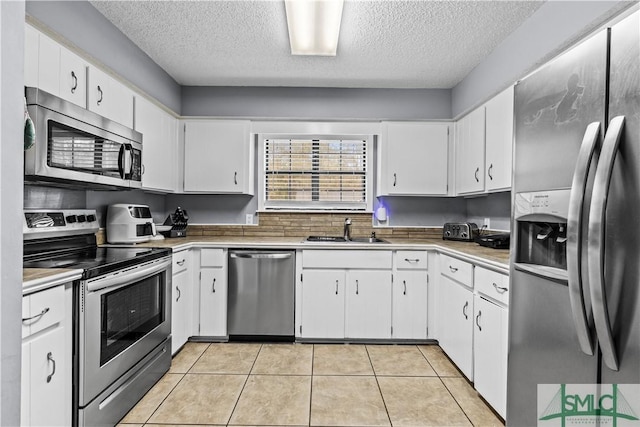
[
  {"xmin": 462, "ymin": 301, "xmax": 469, "ymax": 319},
  {"xmin": 404, "ymin": 258, "xmax": 420, "ymax": 263},
  {"xmin": 492, "ymin": 282, "xmax": 508, "ymax": 293},
  {"xmin": 335, "ymin": 280, "xmax": 339, "ymax": 295},
  {"xmin": 449, "ymin": 265, "xmax": 459, "ymax": 273},
  {"xmin": 212, "ymin": 278, "xmax": 216, "ymax": 293},
  {"xmin": 22, "ymin": 307, "xmax": 50, "ymax": 323},
  {"xmin": 356, "ymin": 279, "xmax": 359, "ymax": 295},
  {"xmin": 46, "ymin": 352, "xmax": 56, "ymax": 383},
  {"xmin": 403, "ymin": 280, "xmax": 407, "ymax": 295},
  {"xmin": 476, "ymin": 310, "xmax": 482, "ymax": 331},
  {"xmin": 176, "ymin": 259, "xmax": 186, "ymax": 266}
]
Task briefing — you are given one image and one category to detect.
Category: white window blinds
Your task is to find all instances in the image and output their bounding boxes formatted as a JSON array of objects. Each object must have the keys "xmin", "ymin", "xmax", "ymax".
[{"xmin": 264, "ymin": 138, "xmax": 367, "ymax": 210}]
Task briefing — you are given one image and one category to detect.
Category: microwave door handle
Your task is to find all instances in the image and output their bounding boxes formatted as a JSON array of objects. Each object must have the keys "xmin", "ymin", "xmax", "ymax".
[
  {"xmin": 567, "ymin": 121, "xmax": 600, "ymax": 356},
  {"xmin": 588, "ymin": 115, "xmax": 625, "ymax": 371},
  {"xmin": 117, "ymin": 144, "xmax": 126, "ymax": 179},
  {"xmin": 124, "ymin": 144, "xmax": 133, "ymax": 179}
]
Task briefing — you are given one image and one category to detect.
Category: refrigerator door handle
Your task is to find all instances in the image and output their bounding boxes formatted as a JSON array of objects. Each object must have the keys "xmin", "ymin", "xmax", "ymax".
[
  {"xmin": 567, "ymin": 121, "xmax": 601, "ymax": 356},
  {"xmin": 588, "ymin": 115, "xmax": 626, "ymax": 371}
]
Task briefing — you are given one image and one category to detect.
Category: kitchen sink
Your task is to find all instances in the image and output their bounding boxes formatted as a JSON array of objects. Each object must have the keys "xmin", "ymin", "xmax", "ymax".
[{"xmin": 305, "ymin": 236, "xmax": 388, "ymax": 244}]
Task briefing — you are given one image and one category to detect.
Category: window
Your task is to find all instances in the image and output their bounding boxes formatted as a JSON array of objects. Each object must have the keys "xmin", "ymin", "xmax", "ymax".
[{"xmin": 261, "ymin": 137, "xmax": 370, "ymax": 211}]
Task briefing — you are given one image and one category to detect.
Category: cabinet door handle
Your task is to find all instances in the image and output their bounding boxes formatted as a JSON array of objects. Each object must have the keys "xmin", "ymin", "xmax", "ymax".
[
  {"xmin": 71, "ymin": 71, "xmax": 78, "ymax": 93},
  {"xmin": 492, "ymin": 282, "xmax": 508, "ymax": 293},
  {"xmin": 475, "ymin": 310, "xmax": 482, "ymax": 331},
  {"xmin": 355, "ymin": 279, "xmax": 359, "ymax": 295},
  {"xmin": 393, "ymin": 173, "xmax": 397, "ymax": 187},
  {"xmin": 404, "ymin": 258, "xmax": 420, "ymax": 263},
  {"xmin": 403, "ymin": 280, "xmax": 407, "ymax": 295},
  {"xmin": 22, "ymin": 307, "xmax": 50, "ymax": 323},
  {"xmin": 212, "ymin": 278, "xmax": 216, "ymax": 293},
  {"xmin": 97, "ymin": 85, "xmax": 103, "ymax": 105},
  {"xmin": 46, "ymin": 352, "xmax": 56, "ymax": 383},
  {"xmin": 335, "ymin": 280, "xmax": 339, "ymax": 295},
  {"xmin": 176, "ymin": 259, "xmax": 185, "ymax": 266},
  {"xmin": 449, "ymin": 265, "xmax": 458, "ymax": 273},
  {"xmin": 488, "ymin": 163, "xmax": 493, "ymax": 180},
  {"xmin": 474, "ymin": 167, "xmax": 480, "ymax": 182},
  {"xmin": 462, "ymin": 301, "xmax": 468, "ymax": 319},
  {"xmin": 176, "ymin": 285, "xmax": 181, "ymax": 302},
  {"xmin": 234, "ymin": 171, "xmax": 238, "ymax": 185}
]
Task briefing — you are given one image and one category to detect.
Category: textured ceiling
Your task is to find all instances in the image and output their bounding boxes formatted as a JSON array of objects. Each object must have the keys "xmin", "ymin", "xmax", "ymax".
[{"xmin": 89, "ymin": 0, "xmax": 545, "ymax": 88}]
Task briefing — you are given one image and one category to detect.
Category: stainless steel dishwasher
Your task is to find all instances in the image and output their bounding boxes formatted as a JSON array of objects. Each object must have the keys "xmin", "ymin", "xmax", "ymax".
[{"xmin": 228, "ymin": 250, "xmax": 295, "ymax": 339}]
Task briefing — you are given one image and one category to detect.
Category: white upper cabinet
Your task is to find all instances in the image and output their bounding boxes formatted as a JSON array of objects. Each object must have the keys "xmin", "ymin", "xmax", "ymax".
[
  {"xmin": 134, "ymin": 96, "xmax": 178, "ymax": 192},
  {"xmin": 87, "ymin": 66, "xmax": 134, "ymax": 128},
  {"xmin": 379, "ymin": 122, "xmax": 449, "ymax": 196},
  {"xmin": 182, "ymin": 120, "xmax": 254, "ymax": 194},
  {"xmin": 455, "ymin": 107, "xmax": 486, "ymax": 194},
  {"xmin": 484, "ymin": 86, "xmax": 514, "ymax": 192},
  {"xmin": 26, "ymin": 27, "xmax": 88, "ymax": 109}
]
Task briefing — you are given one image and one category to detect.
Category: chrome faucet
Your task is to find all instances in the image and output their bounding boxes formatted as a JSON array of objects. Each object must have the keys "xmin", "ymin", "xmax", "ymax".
[{"xmin": 344, "ymin": 217, "xmax": 352, "ymax": 241}]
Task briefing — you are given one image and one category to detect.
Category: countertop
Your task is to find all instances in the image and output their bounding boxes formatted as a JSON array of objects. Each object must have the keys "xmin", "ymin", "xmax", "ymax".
[
  {"xmin": 134, "ymin": 236, "xmax": 511, "ymax": 271},
  {"xmin": 23, "ymin": 268, "xmax": 83, "ymax": 295},
  {"xmin": 22, "ymin": 237, "xmax": 510, "ymax": 293}
]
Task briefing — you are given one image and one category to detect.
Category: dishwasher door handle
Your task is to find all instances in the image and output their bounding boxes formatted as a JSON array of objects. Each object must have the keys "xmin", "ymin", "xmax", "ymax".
[{"xmin": 230, "ymin": 252, "xmax": 293, "ymax": 260}]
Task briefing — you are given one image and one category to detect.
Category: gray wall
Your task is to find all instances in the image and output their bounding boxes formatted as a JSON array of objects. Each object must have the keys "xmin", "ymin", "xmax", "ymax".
[
  {"xmin": 451, "ymin": 0, "xmax": 634, "ymax": 117},
  {"xmin": 466, "ymin": 192, "xmax": 512, "ymax": 232},
  {"xmin": 182, "ymin": 86, "xmax": 451, "ymax": 120},
  {"xmin": 26, "ymin": 0, "xmax": 181, "ymax": 114},
  {"xmin": 1, "ymin": 1, "xmax": 26, "ymax": 425}
]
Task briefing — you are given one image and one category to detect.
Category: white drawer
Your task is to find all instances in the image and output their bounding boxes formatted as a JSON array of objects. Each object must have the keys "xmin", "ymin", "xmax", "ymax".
[
  {"xmin": 172, "ymin": 250, "xmax": 191, "ymax": 274},
  {"xmin": 22, "ymin": 284, "xmax": 65, "ymax": 337},
  {"xmin": 302, "ymin": 250, "xmax": 392, "ymax": 269},
  {"xmin": 475, "ymin": 267, "xmax": 509, "ymax": 305},
  {"xmin": 396, "ymin": 251, "xmax": 428, "ymax": 270},
  {"xmin": 440, "ymin": 254, "xmax": 473, "ymax": 287},
  {"xmin": 201, "ymin": 248, "xmax": 225, "ymax": 267}
]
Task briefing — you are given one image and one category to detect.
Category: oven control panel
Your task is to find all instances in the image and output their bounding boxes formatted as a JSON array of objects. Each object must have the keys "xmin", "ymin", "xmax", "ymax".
[{"xmin": 23, "ymin": 209, "xmax": 99, "ymax": 239}]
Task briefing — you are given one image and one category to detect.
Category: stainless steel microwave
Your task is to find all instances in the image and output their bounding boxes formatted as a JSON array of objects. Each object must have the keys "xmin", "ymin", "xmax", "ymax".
[{"xmin": 24, "ymin": 87, "xmax": 142, "ymax": 190}]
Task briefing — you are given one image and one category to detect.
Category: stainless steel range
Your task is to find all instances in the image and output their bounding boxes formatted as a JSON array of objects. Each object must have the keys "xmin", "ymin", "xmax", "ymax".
[{"xmin": 23, "ymin": 209, "xmax": 172, "ymax": 427}]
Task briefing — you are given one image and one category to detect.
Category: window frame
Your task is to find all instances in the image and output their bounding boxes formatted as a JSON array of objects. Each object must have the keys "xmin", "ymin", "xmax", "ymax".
[{"xmin": 258, "ymin": 133, "xmax": 374, "ymax": 212}]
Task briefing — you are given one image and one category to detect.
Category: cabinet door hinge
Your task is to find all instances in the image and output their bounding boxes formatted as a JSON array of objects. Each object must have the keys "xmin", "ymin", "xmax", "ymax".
[
  {"xmin": 391, "ymin": 273, "xmax": 394, "ymax": 284},
  {"xmin": 299, "ymin": 325, "xmax": 302, "ymax": 334},
  {"xmin": 427, "ymin": 274, "xmax": 430, "ymax": 284},
  {"xmin": 391, "ymin": 326, "xmax": 394, "ymax": 336},
  {"xmin": 198, "ymin": 324, "xmax": 201, "ymax": 334},
  {"xmin": 199, "ymin": 271, "xmax": 202, "ymax": 281},
  {"xmin": 300, "ymin": 273, "xmax": 303, "ymax": 282}
]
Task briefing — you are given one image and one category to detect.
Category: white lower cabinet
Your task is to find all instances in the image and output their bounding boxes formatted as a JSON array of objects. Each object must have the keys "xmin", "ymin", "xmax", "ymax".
[
  {"xmin": 300, "ymin": 269, "xmax": 345, "ymax": 339},
  {"xmin": 345, "ymin": 270, "xmax": 392, "ymax": 339},
  {"xmin": 392, "ymin": 270, "xmax": 428, "ymax": 339},
  {"xmin": 171, "ymin": 250, "xmax": 192, "ymax": 355},
  {"xmin": 439, "ymin": 275, "xmax": 474, "ymax": 380},
  {"xmin": 299, "ymin": 250, "xmax": 393, "ymax": 340},
  {"xmin": 473, "ymin": 295, "xmax": 508, "ymax": 418},
  {"xmin": 21, "ymin": 283, "xmax": 72, "ymax": 427},
  {"xmin": 198, "ymin": 249, "xmax": 227, "ymax": 337}
]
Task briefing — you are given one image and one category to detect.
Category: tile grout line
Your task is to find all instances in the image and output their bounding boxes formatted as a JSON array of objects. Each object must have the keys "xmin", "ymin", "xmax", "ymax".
[
  {"xmin": 440, "ymin": 376, "xmax": 476, "ymax": 426},
  {"xmin": 137, "ymin": 342, "xmax": 212, "ymax": 425},
  {"xmin": 308, "ymin": 344, "xmax": 315, "ymax": 427},
  {"xmin": 365, "ymin": 344, "xmax": 394, "ymax": 427},
  {"xmin": 416, "ymin": 344, "xmax": 440, "ymax": 376},
  {"xmin": 225, "ymin": 343, "xmax": 263, "ymax": 426}
]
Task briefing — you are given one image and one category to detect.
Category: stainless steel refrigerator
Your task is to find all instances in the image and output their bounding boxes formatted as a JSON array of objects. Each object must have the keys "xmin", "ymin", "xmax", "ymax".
[{"xmin": 508, "ymin": 8, "xmax": 639, "ymax": 426}]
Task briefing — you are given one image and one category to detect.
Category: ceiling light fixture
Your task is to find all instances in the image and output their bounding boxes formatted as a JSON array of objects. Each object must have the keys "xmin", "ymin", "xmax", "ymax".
[{"xmin": 284, "ymin": 0, "xmax": 344, "ymax": 56}]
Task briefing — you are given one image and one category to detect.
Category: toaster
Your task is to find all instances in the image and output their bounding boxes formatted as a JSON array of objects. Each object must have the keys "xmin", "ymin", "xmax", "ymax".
[
  {"xmin": 106, "ymin": 204, "xmax": 157, "ymax": 244},
  {"xmin": 443, "ymin": 222, "xmax": 479, "ymax": 242}
]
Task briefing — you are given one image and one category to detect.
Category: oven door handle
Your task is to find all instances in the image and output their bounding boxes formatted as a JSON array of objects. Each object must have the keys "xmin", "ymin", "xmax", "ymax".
[{"xmin": 86, "ymin": 258, "xmax": 171, "ymax": 293}]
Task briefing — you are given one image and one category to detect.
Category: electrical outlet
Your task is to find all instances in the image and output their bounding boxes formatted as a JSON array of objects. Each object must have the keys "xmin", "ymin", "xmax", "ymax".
[
  {"xmin": 246, "ymin": 214, "xmax": 254, "ymax": 224},
  {"xmin": 483, "ymin": 218, "xmax": 491, "ymax": 229}
]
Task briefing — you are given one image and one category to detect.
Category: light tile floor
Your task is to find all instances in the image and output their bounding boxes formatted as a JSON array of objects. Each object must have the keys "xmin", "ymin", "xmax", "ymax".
[{"xmin": 118, "ymin": 342, "xmax": 504, "ymax": 427}]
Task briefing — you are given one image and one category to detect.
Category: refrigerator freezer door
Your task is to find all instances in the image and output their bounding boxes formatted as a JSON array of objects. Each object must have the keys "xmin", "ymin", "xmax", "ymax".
[
  {"xmin": 507, "ymin": 270, "xmax": 598, "ymax": 426},
  {"xmin": 513, "ymin": 30, "xmax": 607, "ymax": 193},
  {"xmin": 599, "ymin": 9, "xmax": 640, "ymax": 384}
]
